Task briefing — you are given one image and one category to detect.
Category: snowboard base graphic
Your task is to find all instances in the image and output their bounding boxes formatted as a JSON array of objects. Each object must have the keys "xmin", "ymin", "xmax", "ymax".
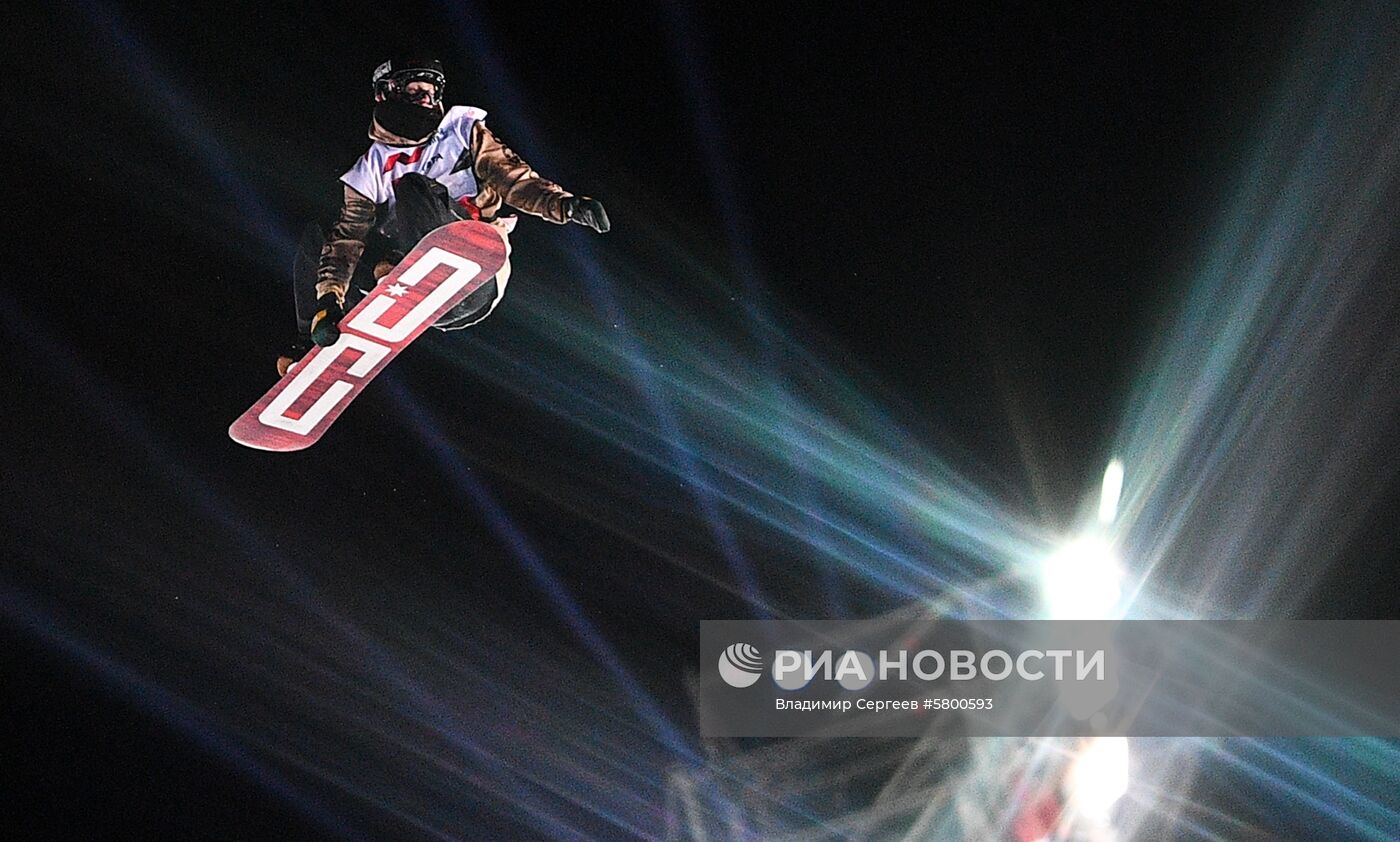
[{"xmin": 229, "ymin": 220, "xmax": 508, "ymax": 451}]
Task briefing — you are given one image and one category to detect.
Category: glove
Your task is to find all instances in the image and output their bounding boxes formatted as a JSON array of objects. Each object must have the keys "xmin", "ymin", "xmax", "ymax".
[
  {"xmin": 275, "ymin": 335, "xmax": 313, "ymax": 377},
  {"xmin": 564, "ymin": 196, "xmax": 610, "ymax": 233},
  {"xmin": 310, "ymin": 292, "xmax": 345, "ymax": 347}
]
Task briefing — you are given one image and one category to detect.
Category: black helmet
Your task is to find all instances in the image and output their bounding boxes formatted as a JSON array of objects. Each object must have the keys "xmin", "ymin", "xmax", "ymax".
[{"xmin": 371, "ymin": 55, "xmax": 446, "ymax": 102}]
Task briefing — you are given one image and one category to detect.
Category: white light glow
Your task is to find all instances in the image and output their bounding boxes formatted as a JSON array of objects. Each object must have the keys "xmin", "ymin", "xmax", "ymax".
[
  {"xmin": 1041, "ymin": 536, "xmax": 1122, "ymax": 621},
  {"xmin": 1099, "ymin": 459, "xmax": 1124, "ymax": 525},
  {"xmin": 1066, "ymin": 736, "xmax": 1130, "ymax": 825}
]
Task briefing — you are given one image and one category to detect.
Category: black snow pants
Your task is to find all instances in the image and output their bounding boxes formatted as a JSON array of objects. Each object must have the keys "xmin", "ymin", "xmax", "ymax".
[{"xmin": 293, "ymin": 173, "xmax": 501, "ymax": 336}]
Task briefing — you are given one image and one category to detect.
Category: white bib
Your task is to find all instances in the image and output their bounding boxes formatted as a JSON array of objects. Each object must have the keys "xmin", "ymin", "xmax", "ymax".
[{"xmin": 340, "ymin": 105, "xmax": 486, "ymax": 212}]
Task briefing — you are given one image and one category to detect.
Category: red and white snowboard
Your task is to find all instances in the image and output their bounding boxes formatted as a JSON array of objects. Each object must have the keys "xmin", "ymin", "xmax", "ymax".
[{"xmin": 230, "ymin": 220, "xmax": 508, "ymax": 451}]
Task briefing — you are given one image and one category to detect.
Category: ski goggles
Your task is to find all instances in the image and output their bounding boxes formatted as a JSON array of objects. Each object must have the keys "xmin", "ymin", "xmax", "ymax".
[{"xmin": 386, "ymin": 70, "xmax": 445, "ymax": 105}]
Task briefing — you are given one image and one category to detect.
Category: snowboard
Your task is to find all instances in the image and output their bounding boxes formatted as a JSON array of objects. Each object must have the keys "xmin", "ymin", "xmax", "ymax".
[{"xmin": 229, "ymin": 220, "xmax": 508, "ymax": 451}]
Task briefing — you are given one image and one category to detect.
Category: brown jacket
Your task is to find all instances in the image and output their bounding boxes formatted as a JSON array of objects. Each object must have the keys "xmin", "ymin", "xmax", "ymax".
[{"xmin": 316, "ymin": 117, "xmax": 572, "ymax": 301}]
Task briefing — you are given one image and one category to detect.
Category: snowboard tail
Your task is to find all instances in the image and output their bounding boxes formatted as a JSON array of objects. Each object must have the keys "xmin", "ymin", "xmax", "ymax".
[{"xmin": 230, "ymin": 220, "xmax": 508, "ymax": 451}]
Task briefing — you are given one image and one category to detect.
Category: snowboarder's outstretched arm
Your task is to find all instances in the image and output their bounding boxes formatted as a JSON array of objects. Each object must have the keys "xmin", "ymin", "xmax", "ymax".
[
  {"xmin": 315, "ymin": 184, "xmax": 376, "ymax": 305},
  {"xmin": 305, "ymin": 184, "xmax": 377, "ymax": 345},
  {"xmin": 470, "ymin": 122, "xmax": 609, "ymax": 233},
  {"xmin": 312, "ymin": 118, "xmax": 608, "ymax": 320}
]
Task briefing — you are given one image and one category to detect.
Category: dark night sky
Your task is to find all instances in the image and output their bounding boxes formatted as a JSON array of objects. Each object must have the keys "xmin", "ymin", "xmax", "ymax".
[
  {"xmin": 8, "ymin": 1, "xmax": 1400, "ymax": 839},
  {"xmin": 17, "ymin": 1, "xmax": 1311, "ymax": 509}
]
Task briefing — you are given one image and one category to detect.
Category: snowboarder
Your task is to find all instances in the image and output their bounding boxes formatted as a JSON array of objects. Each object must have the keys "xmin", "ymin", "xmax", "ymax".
[{"xmin": 277, "ymin": 54, "xmax": 610, "ymax": 375}]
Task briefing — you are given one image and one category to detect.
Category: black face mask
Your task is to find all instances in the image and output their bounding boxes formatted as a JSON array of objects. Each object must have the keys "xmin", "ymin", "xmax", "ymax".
[{"xmin": 373, "ymin": 98, "xmax": 444, "ymax": 142}]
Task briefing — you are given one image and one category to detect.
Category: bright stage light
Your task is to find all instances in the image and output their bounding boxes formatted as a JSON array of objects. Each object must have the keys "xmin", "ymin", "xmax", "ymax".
[
  {"xmin": 1040, "ymin": 535, "xmax": 1122, "ymax": 621},
  {"xmin": 1066, "ymin": 736, "xmax": 1130, "ymax": 824},
  {"xmin": 1098, "ymin": 459, "xmax": 1123, "ymax": 525},
  {"xmin": 1039, "ymin": 460, "xmax": 1130, "ymax": 838},
  {"xmin": 1041, "ymin": 460, "xmax": 1125, "ymax": 620}
]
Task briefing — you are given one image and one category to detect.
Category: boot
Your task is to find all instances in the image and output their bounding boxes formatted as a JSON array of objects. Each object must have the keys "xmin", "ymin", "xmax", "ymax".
[{"xmin": 275, "ymin": 335, "xmax": 313, "ymax": 377}]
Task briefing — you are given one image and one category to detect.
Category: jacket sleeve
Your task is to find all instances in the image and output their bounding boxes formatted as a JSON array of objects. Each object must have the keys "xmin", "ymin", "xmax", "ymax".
[
  {"xmin": 315, "ymin": 184, "xmax": 378, "ymax": 302},
  {"xmin": 471, "ymin": 121, "xmax": 573, "ymax": 224}
]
